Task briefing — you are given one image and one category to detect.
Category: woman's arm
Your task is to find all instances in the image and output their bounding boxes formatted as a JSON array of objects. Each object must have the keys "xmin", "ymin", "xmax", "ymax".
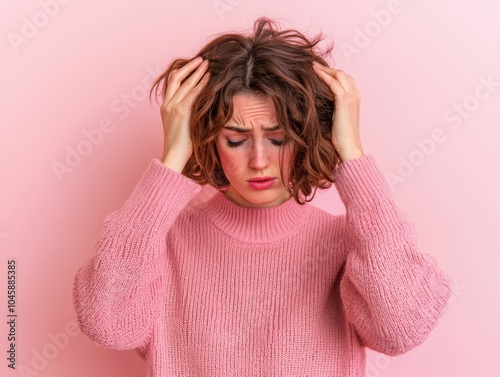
[
  {"xmin": 72, "ymin": 158, "xmax": 202, "ymax": 350},
  {"xmin": 334, "ymin": 154, "xmax": 451, "ymax": 356}
]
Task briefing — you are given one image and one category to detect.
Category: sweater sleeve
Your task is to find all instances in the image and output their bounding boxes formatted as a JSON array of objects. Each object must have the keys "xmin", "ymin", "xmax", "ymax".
[
  {"xmin": 72, "ymin": 158, "xmax": 202, "ymax": 350},
  {"xmin": 333, "ymin": 154, "xmax": 451, "ymax": 356}
]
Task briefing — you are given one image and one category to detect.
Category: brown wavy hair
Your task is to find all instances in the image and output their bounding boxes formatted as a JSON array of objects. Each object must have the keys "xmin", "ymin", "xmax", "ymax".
[{"xmin": 149, "ymin": 17, "xmax": 341, "ymax": 205}]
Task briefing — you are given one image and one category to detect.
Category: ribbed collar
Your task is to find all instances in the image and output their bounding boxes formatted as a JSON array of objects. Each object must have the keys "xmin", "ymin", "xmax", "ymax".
[{"xmin": 199, "ymin": 191, "xmax": 314, "ymax": 243}]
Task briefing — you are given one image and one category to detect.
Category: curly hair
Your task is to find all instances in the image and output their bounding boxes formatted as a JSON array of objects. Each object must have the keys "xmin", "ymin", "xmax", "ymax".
[{"xmin": 149, "ymin": 17, "xmax": 341, "ymax": 205}]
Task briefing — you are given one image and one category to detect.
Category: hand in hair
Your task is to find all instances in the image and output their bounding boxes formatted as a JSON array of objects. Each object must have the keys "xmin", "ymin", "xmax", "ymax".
[
  {"xmin": 160, "ymin": 56, "xmax": 211, "ymax": 172},
  {"xmin": 312, "ymin": 61, "xmax": 365, "ymax": 163}
]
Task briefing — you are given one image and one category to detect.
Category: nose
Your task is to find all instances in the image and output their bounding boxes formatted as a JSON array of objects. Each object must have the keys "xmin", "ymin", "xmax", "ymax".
[{"xmin": 248, "ymin": 140, "xmax": 271, "ymax": 171}]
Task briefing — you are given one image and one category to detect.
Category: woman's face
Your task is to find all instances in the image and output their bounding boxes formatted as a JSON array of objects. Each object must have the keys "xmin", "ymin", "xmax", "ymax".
[{"xmin": 215, "ymin": 92, "xmax": 293, "ymax": 208}]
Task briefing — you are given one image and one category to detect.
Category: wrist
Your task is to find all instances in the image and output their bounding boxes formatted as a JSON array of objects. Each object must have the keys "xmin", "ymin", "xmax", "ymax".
[
  {"xmin": 337, "ymin": 147, "xmax": 365, "ymax": 163},
  {"xmin": 161, "ymin": 153, "xmax": 188, "ymax": 174}
]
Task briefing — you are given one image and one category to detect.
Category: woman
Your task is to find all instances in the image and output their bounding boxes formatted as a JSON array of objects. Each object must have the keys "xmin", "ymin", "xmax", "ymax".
[{"xmin": 72, "ymin": 17, "xmax": 451, "ymax": 376}]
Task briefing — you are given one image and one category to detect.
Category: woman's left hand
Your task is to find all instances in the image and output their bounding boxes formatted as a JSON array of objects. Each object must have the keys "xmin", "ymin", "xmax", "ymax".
[{"xmin": 312, "ymin": 61, "xmax": 365, "ymax": 162}]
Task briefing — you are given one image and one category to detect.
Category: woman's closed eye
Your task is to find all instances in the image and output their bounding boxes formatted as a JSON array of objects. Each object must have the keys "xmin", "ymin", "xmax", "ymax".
[{"xmin": 226, "ymin": 139, "xmax": 285, "ymax": 148}]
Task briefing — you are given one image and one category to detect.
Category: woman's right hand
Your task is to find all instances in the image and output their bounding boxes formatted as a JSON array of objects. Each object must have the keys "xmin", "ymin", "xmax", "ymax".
[{"xmin": 160, "ymin": 56, "xmax": 210, "ymax": 170}]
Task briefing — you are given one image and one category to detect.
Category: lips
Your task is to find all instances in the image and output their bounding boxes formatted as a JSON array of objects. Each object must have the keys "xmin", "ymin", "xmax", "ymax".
[
  {"xmin": 247, "ymin": 177, "xmax": 275, "ymax": 190},
  {"xmin": 248, "ymin": 177, "xmax": 274, "ymax": 182}
]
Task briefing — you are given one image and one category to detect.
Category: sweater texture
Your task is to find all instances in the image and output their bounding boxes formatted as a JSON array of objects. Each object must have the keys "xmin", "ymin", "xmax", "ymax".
[{"xmin": 72, "ymin": 154, "xmax": 451, "ymax": 376}]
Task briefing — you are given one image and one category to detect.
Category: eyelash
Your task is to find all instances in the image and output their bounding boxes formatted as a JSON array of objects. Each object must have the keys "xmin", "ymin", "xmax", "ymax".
[{"xmin": 226, "ymin": 139, "xmax": 285, "ymax": 148}]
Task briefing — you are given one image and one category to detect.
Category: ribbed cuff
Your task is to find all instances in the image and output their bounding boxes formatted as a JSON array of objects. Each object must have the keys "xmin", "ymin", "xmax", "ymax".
[{"xmin": 333, "ymin": 154, "xmax": 394, "ymax": 211}]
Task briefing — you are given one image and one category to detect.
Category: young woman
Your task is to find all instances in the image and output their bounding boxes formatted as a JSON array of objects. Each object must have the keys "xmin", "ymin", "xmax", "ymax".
[{"xmin": 72, "ymin": 17, "xmax": 451, "ymax": 376}]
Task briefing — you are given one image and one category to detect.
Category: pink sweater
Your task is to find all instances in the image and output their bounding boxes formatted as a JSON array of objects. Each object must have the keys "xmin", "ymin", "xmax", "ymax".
[{"xmin": 72, "ymin": 154, "xmax": 451, "ymax": 376}]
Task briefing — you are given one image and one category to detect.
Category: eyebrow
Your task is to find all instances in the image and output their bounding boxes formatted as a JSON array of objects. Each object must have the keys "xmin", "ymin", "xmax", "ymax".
[{"xmin": 222, "ymin": 125, "xmax": 281, "ymax": 133}]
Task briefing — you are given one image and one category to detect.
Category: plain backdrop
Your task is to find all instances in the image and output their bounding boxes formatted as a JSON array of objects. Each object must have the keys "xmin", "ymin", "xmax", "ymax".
[{"xmin": 1, "ymin": 0, "xmax": 499, "ymax": 376}]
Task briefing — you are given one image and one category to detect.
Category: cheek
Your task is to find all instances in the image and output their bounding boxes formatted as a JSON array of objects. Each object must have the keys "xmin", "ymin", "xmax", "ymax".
[{"xmin": 217, "ymin": 148, "xmax": 242, "ymax": 176}]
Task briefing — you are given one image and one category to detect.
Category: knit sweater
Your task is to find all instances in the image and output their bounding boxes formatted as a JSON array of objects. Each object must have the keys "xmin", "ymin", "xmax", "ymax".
[{"xmin": 72, "ymin": 154, "xmax": 451, "ymax": 377}]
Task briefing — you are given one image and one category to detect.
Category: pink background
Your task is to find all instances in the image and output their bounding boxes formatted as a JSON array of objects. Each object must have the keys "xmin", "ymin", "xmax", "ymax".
[{"xmin": 1, "ymin": 0, "xmax": 499, "ymax": 376}]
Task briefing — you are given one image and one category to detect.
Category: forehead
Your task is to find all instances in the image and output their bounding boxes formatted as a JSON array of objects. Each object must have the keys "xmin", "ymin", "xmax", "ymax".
[{"xmin": 229, "ymin": 93, "xmax": 277, "ymax": 123}]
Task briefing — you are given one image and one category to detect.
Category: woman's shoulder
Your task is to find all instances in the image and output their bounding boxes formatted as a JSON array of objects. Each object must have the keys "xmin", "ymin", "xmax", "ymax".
[
  {"xmin": 307, "ymin": 202, "xmax": 345, "ymax": 222},
  {"xmin": 168, "ymin": 187, "xmax": 218, "ymax": 227},
  {"xmin": 183, "ymin": 186, "xmax": 218, "ymax": 212}
]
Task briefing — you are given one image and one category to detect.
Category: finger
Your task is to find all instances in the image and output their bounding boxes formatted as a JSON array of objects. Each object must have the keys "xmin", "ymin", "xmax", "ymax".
[
  {"xmin": 313, "ymin": 63, "xmax": 357, "ymax": 95},
  {"xmin": 163, "ymin": 57, "xmax": 205, "ymax": 108},
  {"xmin": 168, "ymin": 59, "xmax": 209, "ymax": 108},
  {"xmin": 313, "ymin": 64, "xmax": 348, "ymax": 98},
  {"xmin": 349, "ymin": 76, "xmax": 360, "ymax": 93},
  {"xmin": 185, "ymin": 71, "xmax": 211, "ymax": 101},
  {"xmin": 167, "ymin": 69, "xmax": 178, "ymax": 82},
  {"xmin": 163, "ymin": 58, "xmax": 204, "ymax": 106}
]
